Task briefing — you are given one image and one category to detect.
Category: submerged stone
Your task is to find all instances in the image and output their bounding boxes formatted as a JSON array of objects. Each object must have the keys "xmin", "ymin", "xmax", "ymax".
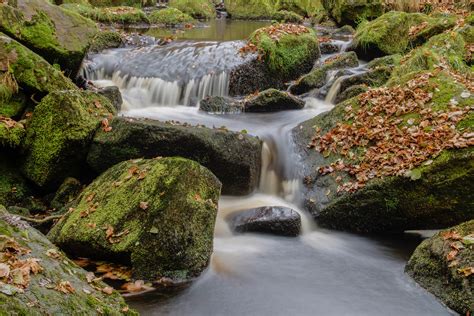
[
  {"xmin": 406, "ymin": 220, "xmax": 474, "ymax": 314},
  {"xmin": 228, "ymin": 206, "xmax": 301, "ymax": 237},
  {"xmin": 48, "ymin": 157, "xmax": 221, "ymax": 281},
  {"xmin": 87, "ymin": 117, "xmax": 262, "ymax": 195}
]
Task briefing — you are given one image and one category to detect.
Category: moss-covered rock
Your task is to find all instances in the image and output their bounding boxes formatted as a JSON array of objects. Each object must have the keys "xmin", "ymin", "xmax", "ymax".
[
  {"xmin": 0, "ymin": 206, "xmax": 136, "ymax": 315},
  {"xmin": 244, "ymin": 88, "xmax": 305, "ymax": 112},
  {"xmin": 61, "ymin": 4, "xmax": 149, "ymax": 24},
  {"xmin": 199, "ymin": 96, "xmax": 243, "ymax": 114},
  {"xmin": 87, "ymin": 117, "xmax": 262, "ymax": 195},
  {"xmin": 169, "ymin": 0, "xmax": 215, "ymax": 19},
  {"xmin": 0, "ymin": 0, "xmax": 98, "ymax": 75},
  {"xmin": 224, "ymin": 0, "xmax": 275, "ymax": 20},
  {"xmin": 290, "ymin": 51, "xmax": 358, "ymax": 95},
  {"xmin": 0, "ymin": 156, "xmax": 32, "ymax": 208},
  {"xmin": 0, "ymin": 33, "xmax": 77, "ymax": 95},
  {"xmin": 149, "ymin": 7, "xmax": 194, "ymax": 25},
  {"xmin": 48, "ymin": 157, "xmax": 221, "ymax": 281},
  {"xmin": 275, "ymin": 0, "xmax": 323, "ymax": 17},
  {"xmin": 21, "ymin": 90, "xmax": 115, "ymax": 189},
  {"xmin": 334, "ymin": 84, "xmax": 367, "ymax": 104},
  {"xmin": 229, "ymin": 24, "xmax": 320, "ymax": 95},
  {"xmin": 406, "ymin": 220, "xmax": 474, "ymax": 314},
  {"xmin": 88, "ymin": 31, "xmax": 124, "ymax": 53},
  {"xmin": 50, "ymin": 177, "xmax": 83, "ymax": 211},
  {"xmin": 351, "ymin": 11, "xmax": 456, "ymax": 59},
  {"xmin": 292, "ymin": 35, "xmax": 473, "ymax": 232},
  {"xmin": 272, "ymin": 10, "xmax": 303, "ymax": 23},
  {"xmin": 0, "ymin": 93, "xmax": 27, "ymax": 119},
  {"xmin": 322, "ymin": 0, "xmax": 383, "ymax": 26},
  {"xmin": 0, "ymin": 118, "xmax": 25, "ymax": 149}
]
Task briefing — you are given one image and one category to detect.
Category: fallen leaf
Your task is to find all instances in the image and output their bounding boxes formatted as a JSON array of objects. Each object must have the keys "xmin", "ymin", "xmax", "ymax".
[
  {"xmin": 139, "ymin": 202, "xmax": 148, "ymax": 210},
  {"xmin": 55, "ymin": 280, "xmax": 75, "ymax": 294}
]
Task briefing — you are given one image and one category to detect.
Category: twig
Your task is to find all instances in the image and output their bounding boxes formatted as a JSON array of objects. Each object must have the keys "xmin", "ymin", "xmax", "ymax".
[{"xmin": 18, "ymin": 215, "xmax": 63, "ymax": 224}]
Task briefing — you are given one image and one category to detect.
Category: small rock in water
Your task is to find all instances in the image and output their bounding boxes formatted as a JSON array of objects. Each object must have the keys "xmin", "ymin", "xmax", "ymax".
[{"xmin": 228, "ymin": 206, "xmax": 301, "ymax": 237}]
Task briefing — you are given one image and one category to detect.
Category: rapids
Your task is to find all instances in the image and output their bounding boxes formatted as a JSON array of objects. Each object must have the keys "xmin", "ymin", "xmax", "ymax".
[{"xmin": 82, "ymin": 22, "xmax": 454, "ymax": 315}]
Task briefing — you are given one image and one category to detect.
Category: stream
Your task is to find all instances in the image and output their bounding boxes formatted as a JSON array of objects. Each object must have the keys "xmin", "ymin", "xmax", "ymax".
[{"xmin": 83, "ymin": 21, "xmax": 454, "ymax": 315}]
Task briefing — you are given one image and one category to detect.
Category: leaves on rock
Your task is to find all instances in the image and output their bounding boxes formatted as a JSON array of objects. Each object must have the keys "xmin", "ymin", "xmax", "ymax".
[{"xmin": 55, "ymin": 280, "xmax": 75, "ymax": 294}]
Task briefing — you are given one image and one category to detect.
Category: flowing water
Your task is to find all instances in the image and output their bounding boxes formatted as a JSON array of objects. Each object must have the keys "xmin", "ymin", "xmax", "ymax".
[{"xmin": 83, "ymin": 21, "xmax": 453, "ymax": 315}]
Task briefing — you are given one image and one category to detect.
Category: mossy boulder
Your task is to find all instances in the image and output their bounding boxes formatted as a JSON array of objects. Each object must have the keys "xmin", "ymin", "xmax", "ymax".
[
  {"xmin": 21, "ymin": 90, "xmax": 115, "ymax": 189},
  {"xmin": 224, "ymin": 0, "xmax": 275, "ymax": 20},
  {"xmin": 322, "ymin": 0, "xmax": 383, "ymax": 26},
  {"xmin": 86, "ymin": 117, "xmax": 262, "ymax": 195},
  {"xmin": 290, "ymin": 51, "xmax": 358, "ymax": 95},
  {"xmin": 61, "ymin": 4, "xmax": 149, "ymax": 24},
  {"xmin": 199, "ymin": 96, "xmax": 243, "ymax": 114},
  {"xmin": 48, "ymin": 157, "xmax": 221, "ymax": 281},
  {"xmin": 0, "ymin": 156, "xmax": 32, "ymax": 208},
  {"xmin": 244, "ymin": 88, "xmax": 305, "ymax": 112},
  {"xmin": 0, "ymin": 33, "xmax": 77, "ymax": 95},
  {"xmin": 0, "ymin": 0, "xmax": 98, "ymax": 75},
  {"xmin": 0, "ymin": 93, "xmax": 27, "ymax": 119},
  {"xmin": 275, "ymin": 0, "xmax": 323, "ymax": 17},
  {"xmin": 0, "ymin": 118, "xmax": 25, "ymax": 149},
  {"xmin": 229, "ymin": 24, "xmax": 320, "ymax": 95},
  {"xmin": 272, "ymin": 10, "xmax": 304, "ymax": 23},
  {"xmin": 406, "ymin": 220, "xmax": 474, "ymax": 314},
  {"xmin": 169, "ymin": 0, "xmax": 215, "ymax": 19},
  {"xmin": 149, "ymin": 8, "xmax": 194, "ymax": 25},
  {"xmin": 88, "ymin": 31, "xmax": 124, "ymax": 53},
  {"xmin": 292, "ymin": 35, "xmax": 473, "ymax": 232},
  {"xmin": 0, "ymin": 206, "xmax": 136, "ymax": 315},
  {"xmin": 50, "ymin": 177, "xmax": 83, "ymax": 211},
  {"xmin": 351, "ymin": 11, "xmax": 456, "ymax": 60}
]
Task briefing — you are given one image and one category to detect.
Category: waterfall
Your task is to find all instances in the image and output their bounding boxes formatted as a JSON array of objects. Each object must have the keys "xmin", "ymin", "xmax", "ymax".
[
  {"xmin": 325, "ymin": 75, "xmax": 346, "ymax": 104},
  {"xmin": 84, "ymin": 69, "xmax": 230, "ymax": 107}
]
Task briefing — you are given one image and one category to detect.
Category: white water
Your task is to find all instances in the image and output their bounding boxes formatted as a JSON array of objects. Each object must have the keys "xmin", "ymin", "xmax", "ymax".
[{"xmin": 84, "ymin": 37, "xmax": 453, "ymax": 315}]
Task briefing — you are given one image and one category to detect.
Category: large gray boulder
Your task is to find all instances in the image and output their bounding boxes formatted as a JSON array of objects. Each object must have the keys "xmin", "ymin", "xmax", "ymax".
[{"xmin": 87, "ymin": 117, "xmax": 262, "ymax": 195}]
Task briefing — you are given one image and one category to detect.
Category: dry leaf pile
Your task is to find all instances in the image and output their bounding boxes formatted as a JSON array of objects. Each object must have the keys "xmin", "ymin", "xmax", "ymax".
[
  {"xmin": 442, "ymin": 230, "xmax": 474, "ymax": 277},
  {"xmin": 0, "ymin": 235, "xmax": 42, "ymax": 290},
  {"xmin": 309, "ymin": 72, "xmax": 473, "ymax": 192}
]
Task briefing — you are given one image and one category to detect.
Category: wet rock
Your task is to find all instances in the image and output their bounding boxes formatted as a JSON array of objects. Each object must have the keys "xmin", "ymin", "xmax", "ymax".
[
  {"xmin": 95, "ymin": 86, "xmax": 123, "ymax": 112},
  {"xmin": 350, "ymin": 12, "xmax": 456, "ymax": 59},
  {"xmin": 87, "ymin": 117, "xmax": 262, "ymax": 195},
  {"xmin": 0, "ymin": 0, "xmax": 98, "ymax": 75},
  {"xmin": 229, "ymin": 24, "xmax": 320, "ymax": 96},
  {"xmin": 320, "ymin": 42, "xmax": 340, "ymax": 54},
  {"xmin": 199, "ymin": 96, "xmax": 243, "ymax": 114},
  {"xmin": 338, "ymin": 67, "xmax": 392, "ymax": 94},
  {"xmin": 290, "ymin": 51, "xmax": 358, "ymax": 95},
  {"xmin": 50, "ymin": 177, "xmax": 83, "ymax": 212},
  {"xmin": 0, "ymin": 34, "xmax": 77, "ymax": 95},
  {"xmin": 334, "ymin": 84, "xmax": 368, "ymax": 104},
  {"xmin": 229, "ymin": 206, "xmax": 301, "ymax": 237},
  {"xmin": 322, "ymin": 0, "xmax": 383, "ymax": 26},
  {"xmin": 0, "ymin": 206, "xmax": 136, "ymax": 315},
  {"xmin": 406, "ymin": 220, "xmax": 474, "ymax": 314},
  {"xmin": 244, "ymin": 89, "xmax": 305, "ymax": 112},
  {"xmin": 332, "ymin": 25, "xmax": 355, "ymax": 36},
  {"xmin": 21, "ymin": 90, "xmax": 116, "ymax": 189},
  {"xmin": 48, "ymin": 157, "xmax": 221, "ymax": 281}
]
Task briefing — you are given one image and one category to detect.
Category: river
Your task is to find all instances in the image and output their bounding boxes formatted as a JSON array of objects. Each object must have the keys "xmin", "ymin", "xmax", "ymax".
[{"xmin": 82, "ymin": 20, "xmax": 454, "ymax": 315}]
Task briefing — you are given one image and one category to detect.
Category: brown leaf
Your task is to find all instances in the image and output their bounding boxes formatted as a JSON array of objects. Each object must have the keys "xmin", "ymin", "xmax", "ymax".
[
  {"xmin": 105, "ymin": 226, "xmax": 114, "ymax": 239},
  {"xmin": 447, "ymin": 250, "xmax": 458, "ymax": 261},
  {"xmin": 102, "ymin": 286, "xmax": 113, "ymax": 295},
  {"xmin": 55, "ymin": 281, "xmax": 75, "ymax": 294},
  {"xmin": 139, "ymin": 202, "xmax": 148, "ymax": 210},
  {"xmin": 457, "ymin": 267, "xmax": 474, "ymax": 277}
]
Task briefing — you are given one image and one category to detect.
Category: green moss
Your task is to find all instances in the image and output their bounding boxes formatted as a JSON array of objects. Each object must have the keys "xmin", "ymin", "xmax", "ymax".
[
  {"xmin": 322, "ymin": 0, "xmax": 383, "ymax": 26},
  {"xmin": 149, "ymin": 8, "xmax": 194, "ymax": 25},
  {"xmin": 48, "ymin": 157, "xmax": 221, "ymax": 280},
  {"xmin": 272, "ymin": 10, "xmax": 303, "ymax": 23},
  {"xmin": 169, "ymin": 0, "xmax": 215, "ymax": 19},
  {"xmin": 406, "ymin": 220, "xmax": 474, "ymax": 314},
  {"xmin": 224, "ymin": 0, "xmax": 275, "ymax": 19},
  {"xmin": 21, "ymin": 90, "xmax": 115, "ymax": 188},
  {"xmin": 353, "ymin": 11, "xmax": 456, "ymax": 58},
  {"xmin": 62, "ymin": 4, "xmax": 149, "ymax": 24},
  {"xmin": 0, "ymin": 119, "xmax": 25, "ymax": 149},
  {"xmin": 89, "ymin": 31, "xmax": 124, "ymax": 53},
  {"xmin": 276, "ymin": 0, "xmax": 323, "ymax": 17},
  {"xmin": 249, "ymin": 24, "xmax": 319, "ymax": 77},
  {"xmin": 0, "ymin": 33, "xmax": 77, "ymax": 94},
  {"xmin": 0, "ymin": 157, "xmax": 31, "ymax": 207},
  {"xmin": 0, "ymin": 0, "xmax": 98, "ymax": 73}
]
